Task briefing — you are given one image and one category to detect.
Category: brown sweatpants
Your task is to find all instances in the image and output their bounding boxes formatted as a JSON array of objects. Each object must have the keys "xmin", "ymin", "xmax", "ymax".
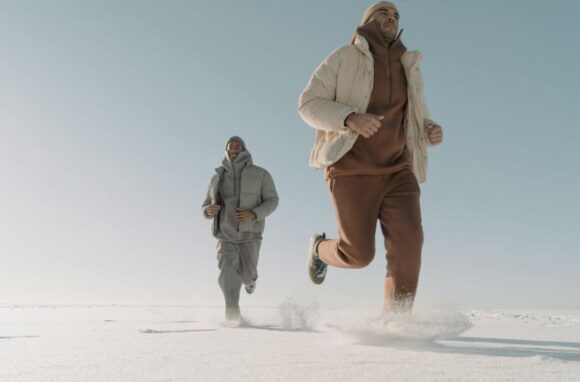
[{"xmin": 318, "ymin": 170, "xmax": 424, "ymax": 304}]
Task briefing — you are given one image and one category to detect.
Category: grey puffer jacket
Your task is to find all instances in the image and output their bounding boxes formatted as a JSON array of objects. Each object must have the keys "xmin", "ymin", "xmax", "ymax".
[{"xmin": 202, "ymin": 150, "xmax": 279, "ymax": 237}]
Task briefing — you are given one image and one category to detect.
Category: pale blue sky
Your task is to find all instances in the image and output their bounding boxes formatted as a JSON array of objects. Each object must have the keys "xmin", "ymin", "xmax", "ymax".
[{"xmin": 1, "ymin": 0, "xmax": 578, "ymax": 308}]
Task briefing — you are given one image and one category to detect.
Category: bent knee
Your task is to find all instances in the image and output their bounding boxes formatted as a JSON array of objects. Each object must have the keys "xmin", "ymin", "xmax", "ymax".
[
  {"xmin": 218, "ymin": 252, "xmax": 240, "ymax": 270},
  {"xmin": 338, "ymin": 244, "xmax": 374, "ymax": 268}
]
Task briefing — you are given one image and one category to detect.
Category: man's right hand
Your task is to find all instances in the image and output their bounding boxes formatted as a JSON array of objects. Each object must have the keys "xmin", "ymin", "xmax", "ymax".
[
  {"xmin": 345, "ymin": 113, "xmax": 384, "ymax": 138},
  {"xmin": 206, "ymin": 203, "xmax": 221, "ymax": 217}
]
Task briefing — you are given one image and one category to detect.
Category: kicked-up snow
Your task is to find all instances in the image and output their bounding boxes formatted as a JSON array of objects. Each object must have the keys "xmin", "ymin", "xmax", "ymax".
[{"xmin": 1, "ymin": 302, "xmax": 579, "ymax": 381}]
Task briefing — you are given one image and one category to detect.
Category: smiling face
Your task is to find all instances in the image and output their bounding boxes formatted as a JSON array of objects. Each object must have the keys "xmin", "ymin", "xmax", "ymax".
[
  {"xmin": 226, "ymin": 140, "xmax": 243, "ymax": 160},
  {"xmin": 369, "ymin": 6, "xmax": 400, "ymax": 41}
]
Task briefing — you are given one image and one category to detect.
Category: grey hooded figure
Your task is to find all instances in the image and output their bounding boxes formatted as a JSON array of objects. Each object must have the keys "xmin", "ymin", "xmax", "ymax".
[{"xmin": 202, "ymin": 136, "xmax": 279, "ymax": 321}]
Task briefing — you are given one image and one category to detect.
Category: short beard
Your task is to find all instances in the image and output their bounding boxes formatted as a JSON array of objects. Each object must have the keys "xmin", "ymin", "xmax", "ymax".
[{"xmin": 382, "ymin": 29, "xmax": 397, "ymax": 43}]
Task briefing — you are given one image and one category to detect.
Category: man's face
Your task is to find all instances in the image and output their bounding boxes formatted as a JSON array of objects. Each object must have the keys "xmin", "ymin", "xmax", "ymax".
[
  {"xmin": 226, "ymin": 141, "xmax": 243, "ymax": 160},
  {"xmin": 369, "ymin": 6, "xmax": 400, "ymax": 41}
]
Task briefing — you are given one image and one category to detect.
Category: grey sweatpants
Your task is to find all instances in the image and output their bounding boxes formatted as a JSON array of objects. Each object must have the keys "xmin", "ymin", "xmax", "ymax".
[{"xmin": 217, "ymin": 240, "xmax": 261, "ymax": 309}]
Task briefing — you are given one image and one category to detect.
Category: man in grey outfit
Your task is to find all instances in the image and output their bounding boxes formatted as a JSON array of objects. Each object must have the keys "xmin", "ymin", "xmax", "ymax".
[{"xmin": 202, "ymin": 136, "xmax": 279, "ymax": 321}]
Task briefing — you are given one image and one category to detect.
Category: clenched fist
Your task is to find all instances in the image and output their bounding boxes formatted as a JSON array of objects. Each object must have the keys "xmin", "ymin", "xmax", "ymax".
[
  {"xmin": 206, "ymin": 203, "xmax": 221, "ymax": 217},
  {"xmin": 236, "ymin": 208, "xmax": 257, "ymax": 223},
  {"xmin": 345, "ymin": 113, "xmax": 384, "ymax": 138},
  {"xmin": 426, "ymin": 124, "xmax": 443, "ymax": 145}
]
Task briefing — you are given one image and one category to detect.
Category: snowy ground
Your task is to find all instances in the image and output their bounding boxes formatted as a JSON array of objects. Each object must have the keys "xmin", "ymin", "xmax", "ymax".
[{"xmin": 2, "ymin": 302, "xmax": 580, "ymax": 381}]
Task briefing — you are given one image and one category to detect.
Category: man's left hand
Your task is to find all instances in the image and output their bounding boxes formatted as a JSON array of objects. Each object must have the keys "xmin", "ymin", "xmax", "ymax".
[
  {"xmin": 426, "ymin": 124, "xmax": 443, "ymax": 145},
  {"xmin": 236, "ymin": 208, "xmax": 257, "ymax": 223}
]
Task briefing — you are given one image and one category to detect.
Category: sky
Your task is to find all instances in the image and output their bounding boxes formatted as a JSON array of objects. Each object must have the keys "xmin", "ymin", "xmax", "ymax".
[{"xmin": 1, "ymin": 0, "xmax": 579, "ymax": 309}]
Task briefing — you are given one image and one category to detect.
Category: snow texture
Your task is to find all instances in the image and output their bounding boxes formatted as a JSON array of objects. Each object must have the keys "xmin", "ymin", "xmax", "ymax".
[{"xmin": 1, "ymin": 302, "xmax": 580, "ymax": 381}]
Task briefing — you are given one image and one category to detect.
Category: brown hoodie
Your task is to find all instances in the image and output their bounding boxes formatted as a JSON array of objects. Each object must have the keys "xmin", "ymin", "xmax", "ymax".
[{"xmin": 326, "ymin": 20, "xmax": 411, "ymax": 178}]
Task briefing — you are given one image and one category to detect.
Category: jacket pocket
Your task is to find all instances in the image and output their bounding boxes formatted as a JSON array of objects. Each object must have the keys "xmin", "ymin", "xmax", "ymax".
[
  {"xmin": 240, "ymin": 192, "xmax": 259, "ymax": 210},
  {"xmin": 254, "ymin": 219, "xmax": 265, "ymax": 234},
  {"xmin": 318, "ymin": 131, "xmax": 350, "ymax": 165}
]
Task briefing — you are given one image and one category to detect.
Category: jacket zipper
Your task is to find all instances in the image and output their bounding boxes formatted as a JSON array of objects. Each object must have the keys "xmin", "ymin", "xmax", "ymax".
[
  {"xmin": 232, "ymin": 163, "xmax": 236, "ymax": 198},
  {"xmin": 386, "ymin": 49, "xmax": 391, "ymax": 104},
  {"xmin": 389, "ymin": 30, "xmax": 404, "ymax": 104},
  {"xmin": 235, "ymin": 164, "xmax": 247, "ymax": 233},
  {"xmin": 233, "ymin": 163, "xmax": 240, "ymax": 232}
]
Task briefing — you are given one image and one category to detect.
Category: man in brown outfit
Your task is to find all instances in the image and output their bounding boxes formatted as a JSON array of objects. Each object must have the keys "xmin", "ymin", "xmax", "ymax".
[{"xmin": 298, "ymin": 1, "xmax": 443, "ymax": 313}]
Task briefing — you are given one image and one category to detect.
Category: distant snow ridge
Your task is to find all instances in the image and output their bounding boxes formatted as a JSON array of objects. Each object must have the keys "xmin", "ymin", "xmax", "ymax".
[
  {"xmin": 468, "ymin": 310, "xmax": 580, "ymax": 327},
  {"xmin": 279, "ymin": 297, "xmax": 319, "ymax": 331}
]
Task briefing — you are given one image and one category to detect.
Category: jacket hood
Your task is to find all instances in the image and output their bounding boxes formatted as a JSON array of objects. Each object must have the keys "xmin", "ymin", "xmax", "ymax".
[
  {"xmin": 356, "ymin": 20, "xmax": 406, "ymax": 58},
  {"xmin": 221, "ymin": 150, "xmax": 253, "ymax": 174},
  {"xmin": 352, "ymin": 26, "xmax": 404, "ymax": 55}
]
